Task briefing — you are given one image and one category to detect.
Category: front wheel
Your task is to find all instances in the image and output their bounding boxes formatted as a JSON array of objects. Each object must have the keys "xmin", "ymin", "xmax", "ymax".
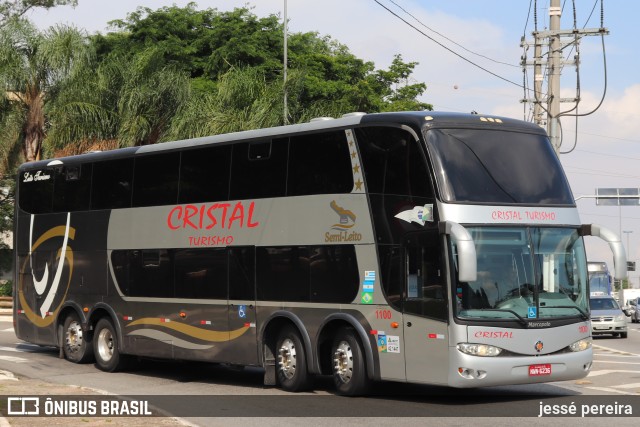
[
  {"xmin": 276, "ymin": 325, "xmax": 311, "ymax": 392},
  {"xmin": 62, "ymin": 313, "xmax": 94, "ymax": 363},
  {"xmin": 331, "ymin": 328, "xmax": 370, "ymax": 396},
  {"xmin": 93, "ymin": 318, "xmax": 127, "ymax": 372},
  {"xmin": 620, "ymin": 332, "xmax": 628, "ymax": 339}
]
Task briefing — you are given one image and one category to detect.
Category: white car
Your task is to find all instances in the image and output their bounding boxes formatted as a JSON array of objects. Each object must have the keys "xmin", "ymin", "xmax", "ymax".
[
  {"xmin": 590, "ymin": 295, "xmax": 628, "ymax": 338},
  {"xmin": 629, "ymin": 297, "xmax": 640, "ymax": 323}
]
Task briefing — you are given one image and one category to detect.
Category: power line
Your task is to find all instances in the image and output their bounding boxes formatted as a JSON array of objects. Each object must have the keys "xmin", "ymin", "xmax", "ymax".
[
  {"xmin": 372, "ymin": 0, "xmax": 524, "ymax": 89},
  {"xmin": 386, "ymin": 0, "xmax": 519, "ymax": 68}
]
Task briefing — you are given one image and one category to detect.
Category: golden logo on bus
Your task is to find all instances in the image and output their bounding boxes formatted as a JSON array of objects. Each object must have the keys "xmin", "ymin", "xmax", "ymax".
[
  {"xmin": 325, "ymin": 200, "xmax": 362, "ymax": 243},
  {"xmin": 19, "ymin": 214, "xmax": 75, "ymax": 327}
]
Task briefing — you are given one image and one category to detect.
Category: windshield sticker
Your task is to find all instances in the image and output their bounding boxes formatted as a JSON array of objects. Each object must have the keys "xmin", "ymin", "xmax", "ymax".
[
  {"xmin": 394, "ymin": 204, "xmax": 433, "ymax": 225},
  {"xmin": 528, "ymin": 306, "xmax": 537, "ymax": 318}
]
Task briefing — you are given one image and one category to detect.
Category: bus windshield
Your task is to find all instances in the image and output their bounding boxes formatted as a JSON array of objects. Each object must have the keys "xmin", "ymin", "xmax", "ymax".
[
  {"xmin": 454, "ymin": 227, "xmax": 588, "ymax": 321},
  {"xmin": 427, "ymin": 128, "xmax": 574, "ymax": 205}
]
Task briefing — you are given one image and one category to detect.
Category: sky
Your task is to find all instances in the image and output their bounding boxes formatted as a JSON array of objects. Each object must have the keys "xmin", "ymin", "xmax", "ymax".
[{"xmin": 26, "ymin": 0, "xmax": 640, "ymax": 287}]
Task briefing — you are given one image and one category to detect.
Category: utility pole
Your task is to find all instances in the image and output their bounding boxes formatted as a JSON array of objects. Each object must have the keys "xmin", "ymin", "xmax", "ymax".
[
  {"xmin": 547, "ymin": 0, "xmax": 561, "ymax": 152},
  {"xmin": 521, "ymin": 1, "xmax": 609, "ymax": 154},
  {"xmin": 283, "ymin": 0, "xmax": 288, "ymax": 125}
]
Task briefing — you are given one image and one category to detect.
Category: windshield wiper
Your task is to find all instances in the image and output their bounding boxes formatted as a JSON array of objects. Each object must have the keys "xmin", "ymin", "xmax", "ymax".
[{"xmin": 470, "ymin": 308, "xmax": 527, "ymax": 326}]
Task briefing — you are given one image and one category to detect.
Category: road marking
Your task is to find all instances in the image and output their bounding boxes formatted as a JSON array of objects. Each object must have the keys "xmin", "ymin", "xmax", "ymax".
[
  {"xmin": 0, "ymin": 355, "xmax": 29, "ymax": 364},
  {"xmin": 587, "ymin": 369, "xmax": 638, "ymax": 377},
  {"xmin": 0, "ymin": 328, "xmax": 14, "ymax": 333},
  {"xmin": 592, "ymin": 344, "xmax": 639, "ymax": 356},
  {"xmin": 584, "ymin": 386, "xmax": 637, "ymax": 395},
  {"xmin": 592, "ymin": 360, "xmax": 640, "ymax": 365},
  {"xmin": 610, "ymin": 382, "xmax": 640, "ymax": 389}
]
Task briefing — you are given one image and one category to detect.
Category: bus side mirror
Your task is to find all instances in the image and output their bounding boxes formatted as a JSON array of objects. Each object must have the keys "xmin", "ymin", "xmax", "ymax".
[
  {"xmin": 440, "ymin": 221, "xmax": 477, "ymax": 282},
  {"xmin": 581, "ymin": 224, "xmax": 627, "ymax": 280}
]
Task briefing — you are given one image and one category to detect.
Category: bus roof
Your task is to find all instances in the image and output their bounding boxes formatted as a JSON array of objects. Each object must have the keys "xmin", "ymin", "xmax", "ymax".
[{"xmin": 19, "ymin": 111, "xmax": 546, "ymax": 172}]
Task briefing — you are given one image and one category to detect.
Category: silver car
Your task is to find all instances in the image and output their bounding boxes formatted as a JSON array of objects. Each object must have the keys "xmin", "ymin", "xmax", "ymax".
[{"xmin": 590, "ymin": 295, "xmax": 628, "ymax": 338}]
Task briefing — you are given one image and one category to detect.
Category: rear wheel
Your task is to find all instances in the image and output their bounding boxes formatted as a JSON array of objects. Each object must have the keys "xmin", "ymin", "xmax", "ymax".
[
  {"xmin": 93, "ymin": 318, "xmax": 127, "ymax": 372},
  {"xmin": 276, "ymin": 325, "xmax": 311, "ymax": 392},
  {"xmin": 62, "ymin": 313, "xmax": 94, "ymax": 363},
  {"xmin": 331, "ymin": 328, "xmax": 370, "ymax": 396}
]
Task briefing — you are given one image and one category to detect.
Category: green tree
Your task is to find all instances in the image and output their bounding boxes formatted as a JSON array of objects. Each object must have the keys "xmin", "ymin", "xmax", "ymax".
[
  {"xmin": 93, "ymin": 5, "xmax": 430, "ymax": 119},
  {"xmin": 376, "ymin": 54, "xmax": 432, "ymax": 111},
  {"xmin": 46, "ymin": 47, "xmax": 191, "ymax": 154},
  {"xmin": 0, "ymin": 18, "xmax": 91, "ymax": 167}
]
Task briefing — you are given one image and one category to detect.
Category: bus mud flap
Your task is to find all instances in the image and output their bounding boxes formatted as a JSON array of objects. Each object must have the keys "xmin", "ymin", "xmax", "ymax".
[{"xmin": 263, "ymin": 346, "xmax": 277, "ymax": 386}]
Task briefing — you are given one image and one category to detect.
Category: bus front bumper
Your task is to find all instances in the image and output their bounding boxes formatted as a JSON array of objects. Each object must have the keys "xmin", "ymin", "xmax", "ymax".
[{"xmin": 447, "ymin": 348, "xmax": 593, "ymax": 388}]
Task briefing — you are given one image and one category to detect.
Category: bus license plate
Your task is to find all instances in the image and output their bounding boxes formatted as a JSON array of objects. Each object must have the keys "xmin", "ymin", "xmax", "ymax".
[{"xmin": 529, "ymin": 364, "xmax": 551, "ymax": 376}]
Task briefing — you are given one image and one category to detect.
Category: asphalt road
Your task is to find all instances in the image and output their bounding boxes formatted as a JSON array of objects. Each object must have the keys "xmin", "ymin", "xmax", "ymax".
[{"xmin": 0, "ymin": 315, "xmax": 638, "ymax": 426}]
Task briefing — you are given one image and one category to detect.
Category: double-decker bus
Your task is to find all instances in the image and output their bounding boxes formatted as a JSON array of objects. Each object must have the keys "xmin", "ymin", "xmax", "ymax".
[
  {"xmin": 587, "ymin": 261, "xmax": 613, "ymax": 295},
  {"xmin": 14, "ymin": 111, "xmax": 627, "ymax": 395}
]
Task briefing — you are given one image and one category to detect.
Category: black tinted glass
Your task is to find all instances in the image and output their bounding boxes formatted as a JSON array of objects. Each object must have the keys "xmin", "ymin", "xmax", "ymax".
[
  {"xmin": 288, "ymin": 131, "xmax": 353, "ymax": 196},
  {"xmin": 179, "ymin": 145, "xmax": 231, "ymax": 203},
  {"xmin": 53, "ymin": 164, "xmax": 92, "ymax": 212},
  {"xmin": 133, "ymin": 153, "xmax": 179, "ymax": 207},
  {"xmin": 92, "ymin": 159, "xmax": 133, "ymax": 209},
  {"xmin": 230, "ymin": 139, "xmax": 288, "ymax": 200},
  {"xmin": 428, "ymin": 129, "xmax": 574, "ymax": 204},
  {"xmin": 355, "ymin": 127, "xmax": 433, "ymax": 197}
]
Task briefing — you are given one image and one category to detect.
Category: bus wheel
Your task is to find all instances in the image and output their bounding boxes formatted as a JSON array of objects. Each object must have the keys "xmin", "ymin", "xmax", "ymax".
[
  {"xmin": 276, "ymin": 325, "xmax": 310, "ymax": 392},
  {"xmin": 63, "ymin": 313, "xmax": 94, "ymax": 363},
  {"xmin": 93, "ymin": 318, "xmax": 124, "ymax": 372},
  {"xmin": 332, "ymin": 328, "xmax": 370, "ymax": 396}
]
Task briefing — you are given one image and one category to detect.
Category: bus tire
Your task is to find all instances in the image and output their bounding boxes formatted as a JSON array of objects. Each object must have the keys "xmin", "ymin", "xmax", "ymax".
[
  {"xmin": 93, "ymin": 318, "xmax": 125, "ymax": 372},
  {"xmin": 331, "ymin": 328, "xmax": 370, "ymax": 396},
  {"xmin": 276, "ymin": 325, "xmax": 311, "ymax": 392},
  {"xmin": 62, "ymin": 313, "xmax": 94, "ymax": 363}
]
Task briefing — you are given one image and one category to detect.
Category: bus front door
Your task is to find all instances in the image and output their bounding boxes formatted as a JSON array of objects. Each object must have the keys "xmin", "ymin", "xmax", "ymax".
[{"xmin": 402, "ymin": 231, "xmax": 449, "ymax": 385}]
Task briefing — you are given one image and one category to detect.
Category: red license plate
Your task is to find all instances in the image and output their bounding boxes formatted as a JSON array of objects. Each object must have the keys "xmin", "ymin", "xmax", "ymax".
[{"xmin": 529, "ymin": 364, "xmax": 552, "ymax": 376}]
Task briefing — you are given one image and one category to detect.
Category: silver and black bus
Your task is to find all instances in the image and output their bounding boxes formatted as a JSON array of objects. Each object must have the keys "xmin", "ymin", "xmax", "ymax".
[{"xmin": 14, "ymin": 111, "xmax": 626, "ymax": 395}]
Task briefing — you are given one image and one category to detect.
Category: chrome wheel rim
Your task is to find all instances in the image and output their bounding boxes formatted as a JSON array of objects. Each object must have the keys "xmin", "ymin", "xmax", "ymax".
[
  {"xmin": 278, "ymin": 338, "xmax": 297, "ymax": 380},
  {"xmin": 333, "ymin": 341, "xmax": 353, "ymax": 383},
  {"xmin": 66, "ymin": 321, "xmax": 83, "ymax": 353},
  {"xmin": 97, "ymin": 327, "xmax": 114, "ymax": 362}
]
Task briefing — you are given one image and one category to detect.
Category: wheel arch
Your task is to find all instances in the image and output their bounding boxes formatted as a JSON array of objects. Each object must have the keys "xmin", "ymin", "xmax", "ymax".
[
  {"xmin": 317, "ymin": 313, "xmax": 377, "ymax": 380},
  {"xmin": 259, "ymin": 310, "xmax": 316, "ymax": 374},
  {"xmin": 87, "ymin": 303, "xmax": 124, "ymax": 351},
  {"xmin": 54, "ymin": 302, "xmax": 87, "ymax": 345}
]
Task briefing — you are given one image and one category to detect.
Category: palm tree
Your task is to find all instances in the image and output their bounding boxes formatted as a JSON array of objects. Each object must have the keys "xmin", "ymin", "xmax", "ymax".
[
  {"xmin": 0, "ymin": 18, "xmax": 91, "ymax": 170},
  {"xmin": 45, "ymin": 47, "xmax": 191, "ymax": 156}
]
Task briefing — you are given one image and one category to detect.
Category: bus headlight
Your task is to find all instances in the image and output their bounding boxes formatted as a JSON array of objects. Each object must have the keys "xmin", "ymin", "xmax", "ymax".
[
  {"xmin": 457, "ymin": 343, "xmax": 503, "ymax": 357},
  {"xmin": 569, "ymin": 338, "xmax": 591, "ymax": 352}
]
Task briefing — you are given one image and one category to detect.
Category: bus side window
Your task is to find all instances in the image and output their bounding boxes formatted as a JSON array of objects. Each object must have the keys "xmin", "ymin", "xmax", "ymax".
[
  {"xmin": 92, "ymin": 159, "xmax": 133, "ymax": 210},
  {"xmin": 132, "ymin": 153, "xmax": 179, "ymax": 207},
  {"xmin": 230, "ymin": 139, "xmax": 288, "ymax": 200},
  {"xmin": 287, "ymin": 131, "xmax": 353, "ymax": 196},
  {"xmin": 53, "ymin": 164, "xmax": 92, "ymax": 212}
]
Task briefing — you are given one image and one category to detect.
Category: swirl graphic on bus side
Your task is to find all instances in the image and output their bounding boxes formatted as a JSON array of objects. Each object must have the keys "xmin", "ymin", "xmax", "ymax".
[
  {"xmin": 19, "ymin": 214, "xmax": 75, "ymax": 327},
  {"xmin": 125, "ymin": 318, "xmax": 250, "ymax": 348}
]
